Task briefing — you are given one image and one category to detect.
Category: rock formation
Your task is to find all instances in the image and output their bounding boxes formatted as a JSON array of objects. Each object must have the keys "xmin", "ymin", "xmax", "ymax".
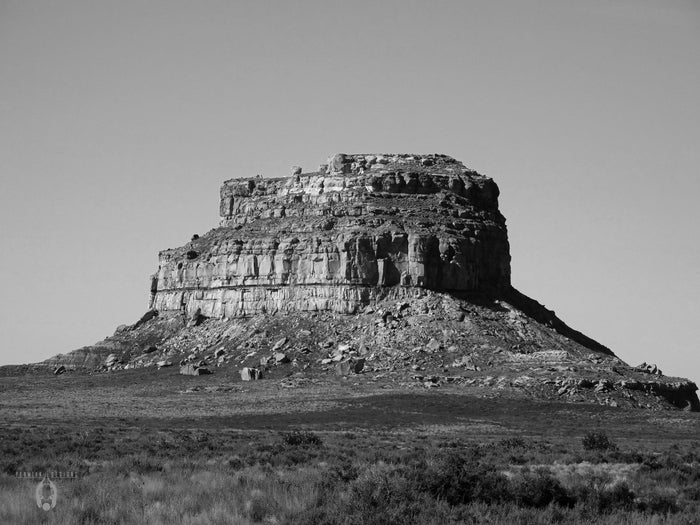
[
  {"xmin": 6, "ymin": 153, "xmax": 697, "ymax": 411},
  {"xmin": 150, "ymin": 153, "xmax": 510, "ymax": 318}
]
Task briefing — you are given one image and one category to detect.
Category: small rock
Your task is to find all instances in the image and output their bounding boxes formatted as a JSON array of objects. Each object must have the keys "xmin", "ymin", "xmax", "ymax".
[
  {"xmin": 156, "ymin": 360, "xmax": 172, "ymax": 368},
  {"xmin": 426, "ymin": 339, "xmax": 441, "ymax": 352},
  {"xmin": 272, "ymin": 337, "xmax": 287, "ymax": 351},
  {"xmin": 53, "ymin": 365, "xmax": 66, "ymax": 375},
  {"xmin": 274, "ymin": 352, "xmax": 290, "ymax": 364}
]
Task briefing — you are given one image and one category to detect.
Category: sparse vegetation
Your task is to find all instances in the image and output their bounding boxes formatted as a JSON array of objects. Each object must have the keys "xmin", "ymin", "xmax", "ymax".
[
  {"xmin": 2, "ymin": 370, "xmax": 700, "ymax": 524},
  {"xmin": 582, "ymin": 431, "xmax": 618, "ymax": 451},
  {"xmin": 3, "ymin": 424, "xmax": 700, "ymax": 524},
  {"xmin": 281, "ymin": 430, "xmax": 323, "ymax": 448}
]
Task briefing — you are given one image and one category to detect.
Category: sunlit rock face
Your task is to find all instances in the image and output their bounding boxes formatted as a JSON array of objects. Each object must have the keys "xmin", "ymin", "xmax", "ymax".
[{"xmin": 150, "ymin": 154, "xmax": 511, "ymax": 318}]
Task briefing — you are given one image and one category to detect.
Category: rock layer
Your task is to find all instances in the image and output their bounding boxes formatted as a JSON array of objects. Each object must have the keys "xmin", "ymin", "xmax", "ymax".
[{"xmin": 151, "ymin": 154, "xmax": 510, "ymax": 318}]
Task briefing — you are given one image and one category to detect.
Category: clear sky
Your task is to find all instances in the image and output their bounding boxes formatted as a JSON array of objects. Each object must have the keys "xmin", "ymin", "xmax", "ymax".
[{"xmin": 1, "ymin": 1, "xmax": 698, "ymax": 383}]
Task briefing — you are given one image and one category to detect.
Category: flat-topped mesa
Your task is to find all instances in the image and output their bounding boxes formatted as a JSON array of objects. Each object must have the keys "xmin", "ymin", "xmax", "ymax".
[{"xmin": 151, "ymin": 153, "xmax": 512, "ymax": 318}]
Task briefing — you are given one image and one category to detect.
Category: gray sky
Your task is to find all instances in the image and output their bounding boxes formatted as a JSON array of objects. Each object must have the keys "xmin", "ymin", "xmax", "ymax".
[{"xmin": 1, "ymin": 0, "xmax": 699, "ymax": 382}]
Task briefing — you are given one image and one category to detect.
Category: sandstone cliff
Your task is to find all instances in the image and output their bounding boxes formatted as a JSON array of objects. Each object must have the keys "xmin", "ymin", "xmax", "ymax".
[{"xmin": 150, "ymin": 154, "xmax": 510, "ymax": 318}]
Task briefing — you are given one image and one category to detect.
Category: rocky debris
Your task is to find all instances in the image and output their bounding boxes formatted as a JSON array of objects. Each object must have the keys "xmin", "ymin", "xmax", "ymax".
[
  {"xmin": 105, "ymin": 354, "xmax": 119, "ymax": 367},
  {"xmin": 241, "ymin": 367, "xmax": 263, "ymax": 381},
  {"xmin": 451, "ymin": 355, "xmax": 480, "ymax": 371},
  {"xmin": 131, "ymin": 310, "xmax": 158, "ymax": 331},
  {"xmin": 594, "ymin": 379, "xmax": 613, "ymax": 393},
  {"xmin": 636, "ymin": 362, "xmax": 663, "ymax": 376}
]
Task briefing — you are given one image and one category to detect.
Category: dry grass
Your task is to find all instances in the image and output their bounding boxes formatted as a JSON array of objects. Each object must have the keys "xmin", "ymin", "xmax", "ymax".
[{"xmin": 3, "ymin": 369, "xmax": 700, "ymax": 523}]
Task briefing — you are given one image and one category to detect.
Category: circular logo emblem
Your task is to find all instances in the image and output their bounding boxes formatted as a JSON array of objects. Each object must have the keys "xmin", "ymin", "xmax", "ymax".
[{"xmin": 35, "ymin": 476, "xmax": 57, "ymax": 511}]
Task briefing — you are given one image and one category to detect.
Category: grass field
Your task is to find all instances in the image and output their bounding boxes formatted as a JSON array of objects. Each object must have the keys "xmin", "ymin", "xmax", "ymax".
[{"xmin": 2, "ymin": 368, "xmax": 700, "ymax": 524}]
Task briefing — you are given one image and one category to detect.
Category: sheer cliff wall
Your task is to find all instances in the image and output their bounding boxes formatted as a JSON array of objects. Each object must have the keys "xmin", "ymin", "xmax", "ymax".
[{"xmin": 150, "ymin": 154, "xmax": 511, "ymax": 318}]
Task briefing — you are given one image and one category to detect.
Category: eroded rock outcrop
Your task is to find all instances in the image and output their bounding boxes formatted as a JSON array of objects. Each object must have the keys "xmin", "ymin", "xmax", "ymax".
[{"xmin": 151, "ymin": 154, "xmax": 510, "ymax": 318}]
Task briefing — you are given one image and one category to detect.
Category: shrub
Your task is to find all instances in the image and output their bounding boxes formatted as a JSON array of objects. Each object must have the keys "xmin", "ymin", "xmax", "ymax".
[
  {"xmin": 419, "ymin": 451, "xmax": 509, "ymax": 506},
  {"xmin": 282, "ymin": 431, "xmax": 323, "ymax": 448},
  {"xmin": 582, "ymin": 432, "xmax": 617, "ymax": 451},
  {"xmin": 511, "ymin": 471, "xmax": 572, "ymax": 508}
]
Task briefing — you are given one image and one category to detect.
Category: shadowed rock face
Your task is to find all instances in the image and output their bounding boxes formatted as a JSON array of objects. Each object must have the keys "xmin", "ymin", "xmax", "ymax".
[{"xmin": 151, "ymin": 154, "xmax": 511, "ymax": 317}]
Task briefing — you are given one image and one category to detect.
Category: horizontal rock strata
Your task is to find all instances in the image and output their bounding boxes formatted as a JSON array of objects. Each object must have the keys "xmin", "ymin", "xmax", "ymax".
[{"xmin": 151, "ymin": 154, "xmax": 510, "ymax": 318}]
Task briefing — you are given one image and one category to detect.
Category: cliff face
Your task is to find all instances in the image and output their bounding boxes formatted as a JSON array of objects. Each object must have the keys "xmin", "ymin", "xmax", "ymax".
[{"xmin": 151, "ymin": 154, "xmax": 511, "ymax": 318}]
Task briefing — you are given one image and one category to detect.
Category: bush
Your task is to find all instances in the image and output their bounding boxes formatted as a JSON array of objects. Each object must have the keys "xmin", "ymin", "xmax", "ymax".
[
  {"xmin": 282, "ymin": 431, "xmax": 323, "ymax": 448},
  {"xmin": 419, "ymin": 451, "xmax": 509, "ymax": 506},
  {"xmin": 511, "ymin": 471, "xmax": 572, "ymax": 508},
  {"xmin": 582, "ymin": 432, "xmax": 617, "ymax": 451}
]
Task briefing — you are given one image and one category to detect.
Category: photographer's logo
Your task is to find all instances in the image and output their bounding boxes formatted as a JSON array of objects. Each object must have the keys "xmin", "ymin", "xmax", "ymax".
[{"xmin": 35, "ymin": 475, "xmax": 57, "ymax": 511}]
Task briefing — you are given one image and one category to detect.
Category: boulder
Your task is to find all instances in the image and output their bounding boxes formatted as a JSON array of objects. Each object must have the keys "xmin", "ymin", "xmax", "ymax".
[
  {"xmin": 188, "ymin": 308, "xmax": 205, "ymax": 327},
  {"xmin": 328, "ymin": 153, "xmax": 349, "ymax": 173},
  {"xmin": 241, "ymin": 367, "xmax": 263, "ymax": 381},
  {"xmin": 114, "ymin": 324, "xmax": 130, "ymax": 335},
  {"xmin": 335, "ymin": 358, "xmax": 365, "ymax": 376},
  {"xmin": 53, "ymin": 365, "xmax": 66, "ymax": 375},
  {"xmin": 179, "ymin": 364, "xmax": 211, "ymax": 376},
  {"xmin": 180, "ymin": 364, "xmax": 199, "ymax": 376},
  {"xmin": 156, "ymin": 360, "xmax": 172, "ymax": 368},
  {"xmin": 274, "ymin": 352, "xmax": 290, "ymax": 364}
]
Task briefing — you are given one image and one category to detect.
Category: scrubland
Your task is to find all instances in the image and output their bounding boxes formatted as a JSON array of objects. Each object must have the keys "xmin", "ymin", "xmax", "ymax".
[{"xmin": 2, "ymin": 370, "xmax": 700, "ymax": 524}]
